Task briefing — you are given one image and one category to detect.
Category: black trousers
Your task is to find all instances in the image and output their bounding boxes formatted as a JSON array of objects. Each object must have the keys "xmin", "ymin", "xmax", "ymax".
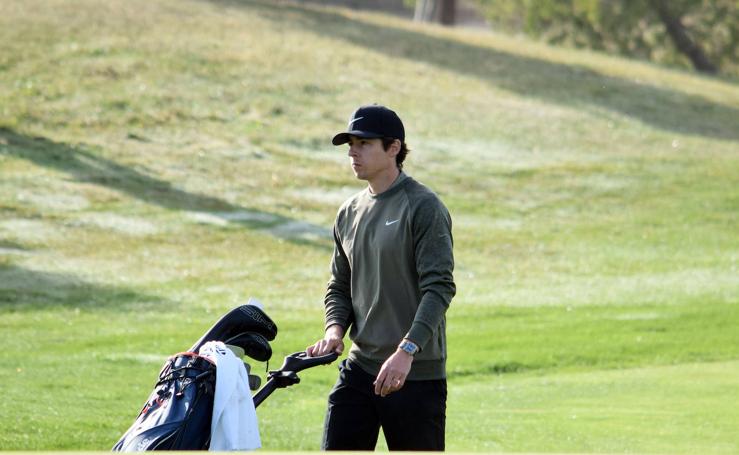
[{"xmin": 322, "ymin": 359, "xmax": 446, "ymax": 451}]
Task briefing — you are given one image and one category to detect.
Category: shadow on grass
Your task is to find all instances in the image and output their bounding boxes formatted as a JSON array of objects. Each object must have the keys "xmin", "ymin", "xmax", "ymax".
[
  {"xmin": 0, "ymin": 263, "xmax": 170, "ymax": 311},
  {"xmin": 225, "ymin": 0, "xmax": 739, "ymax": 141},
  {"xmin": 0, "ymin": 128, "xmax": 331, "ymax": 249}
]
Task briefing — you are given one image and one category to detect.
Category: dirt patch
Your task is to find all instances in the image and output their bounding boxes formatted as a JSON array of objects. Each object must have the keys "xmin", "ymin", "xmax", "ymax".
[
  {"xmin": 185, "ymin": 210, "xmax": 280, "ymax": 226},
  {"xmin": 0, "ymin": 219, "xmax": 59, "ymax": 243},
  {"xmin": 290, "ymin": 187, "xmax": 357, "ymax": 205},
  {"xmin": 16, "ymin": 191, "xmax": 90, "ymax": 211},
  {"xmin": 75, "ymin": 213, "xmax": 159, "ymax": 236},
  {"xmin": 266, "ymin": 219, "xmax": 331, "ymax": 241}
]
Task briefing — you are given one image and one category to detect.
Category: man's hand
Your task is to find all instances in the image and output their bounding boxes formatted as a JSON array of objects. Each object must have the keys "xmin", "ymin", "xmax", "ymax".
[
  {"xmin": 306, "ymin": 324, "xmax": 345, "ymax": 357},
  {"xmin": 374, "ymin": 349, "xmax": 413, "ymax": 397}
]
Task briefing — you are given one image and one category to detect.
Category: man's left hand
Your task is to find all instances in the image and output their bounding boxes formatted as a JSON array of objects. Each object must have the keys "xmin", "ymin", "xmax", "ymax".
[{"xmin": 374, "ymin": 349, "xmax": 413, "ymax": 397}]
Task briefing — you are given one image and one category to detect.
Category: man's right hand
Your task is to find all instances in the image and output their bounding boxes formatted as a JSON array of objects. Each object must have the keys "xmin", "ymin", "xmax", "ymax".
[{"xmin": 306, "ymin": 324, "xmax": 345, "ymax": 357}]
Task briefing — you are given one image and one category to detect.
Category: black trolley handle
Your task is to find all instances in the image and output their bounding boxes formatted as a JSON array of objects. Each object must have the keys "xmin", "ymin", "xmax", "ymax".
[{"xmin": 253, "ymin": 351, "xmax": 339, "ymax": 408}]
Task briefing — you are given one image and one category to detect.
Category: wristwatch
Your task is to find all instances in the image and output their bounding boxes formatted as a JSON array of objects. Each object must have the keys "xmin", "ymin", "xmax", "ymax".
[{"xmin": 398, "ymin": 339, "xmax": 419, "ymax": 356}]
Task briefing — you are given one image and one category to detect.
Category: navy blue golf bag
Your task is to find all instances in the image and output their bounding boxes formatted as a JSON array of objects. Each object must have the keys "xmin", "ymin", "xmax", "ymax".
[
  {"xmin": 112, "ymin": 302, "xmax": 337, "ymax": 451},
  {"xmin": 112, "ymin": 352, "xmax": 217, "ymax": 451},
  {"xmin": 112, "ymin": 303, "xmax": 277, "ymax": 451}
]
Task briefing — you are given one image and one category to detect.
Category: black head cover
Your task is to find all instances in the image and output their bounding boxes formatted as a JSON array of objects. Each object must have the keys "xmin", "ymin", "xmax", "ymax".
[
  {"xmin": 224, "ymin": 332, "xmax": 272, "ymax": 362},
  {"xmin": 189, "ymin": 304, "xmax": 278, "ymax": 353}
]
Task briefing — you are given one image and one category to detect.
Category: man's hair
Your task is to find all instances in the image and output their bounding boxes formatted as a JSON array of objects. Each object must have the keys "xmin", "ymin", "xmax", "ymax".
[{"xmin": 382, "ymin": 138, "xmax": 410, "ymax": 170}]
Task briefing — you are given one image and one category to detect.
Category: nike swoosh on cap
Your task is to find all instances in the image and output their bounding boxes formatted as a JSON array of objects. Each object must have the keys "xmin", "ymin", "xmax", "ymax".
[{"xmin": 348, "ymin": 116, "xmax": 364, "ymax": 126}]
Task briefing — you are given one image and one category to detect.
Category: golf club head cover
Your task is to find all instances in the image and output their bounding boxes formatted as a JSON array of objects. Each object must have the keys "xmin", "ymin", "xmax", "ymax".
[
  {"xmin": 189, "ymin": 304, "xmax": 277, "ymax": 353},
  {"xmin": 224, "ymin": 332, "xmax": 272, "ymax": 362}
]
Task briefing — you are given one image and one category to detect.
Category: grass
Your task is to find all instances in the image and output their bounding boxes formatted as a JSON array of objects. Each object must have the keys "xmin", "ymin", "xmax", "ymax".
[
  {"xmin": 449, "ymin": 360, "xmax": 739, "ymax": 453},
  {"xmin": 1, "ymin": 0, "xmax": 738, "ymax": 452}
]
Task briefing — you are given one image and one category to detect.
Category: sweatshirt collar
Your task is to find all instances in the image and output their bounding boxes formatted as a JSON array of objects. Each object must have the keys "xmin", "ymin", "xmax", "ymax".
[{"xmin": 369, "ymin": 172, "xmax": 409, "ymax": 200}]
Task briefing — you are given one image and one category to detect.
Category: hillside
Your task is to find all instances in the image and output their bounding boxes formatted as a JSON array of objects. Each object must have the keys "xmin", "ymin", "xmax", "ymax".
[{"xmin": 1, "ymin": 0, "xmax": 738, "ymax": 452}]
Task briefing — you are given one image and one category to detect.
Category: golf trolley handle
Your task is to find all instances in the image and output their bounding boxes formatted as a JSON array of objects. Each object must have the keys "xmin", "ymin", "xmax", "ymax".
[{"xmin": 253, "ymin": 351, "xmax": 339, "ymax": 408}]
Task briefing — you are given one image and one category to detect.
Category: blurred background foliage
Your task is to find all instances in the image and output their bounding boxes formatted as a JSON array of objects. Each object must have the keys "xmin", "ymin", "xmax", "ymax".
[{"xmin": 407, "ymin": 0, "xmax": 738, "ymax": 77}]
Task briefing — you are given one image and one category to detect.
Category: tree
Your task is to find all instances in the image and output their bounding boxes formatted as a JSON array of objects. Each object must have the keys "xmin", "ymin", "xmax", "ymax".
[
  {"xmin": 649, "ymin": 0, "xmax": 716, "ymax": 73},
  {"xmin": 474, "ymin": 0, "xmax": 738, "ymax": 76},
  {"xmin": 414, "ymin": 0, "xmax": 457, "ymax": 25}
]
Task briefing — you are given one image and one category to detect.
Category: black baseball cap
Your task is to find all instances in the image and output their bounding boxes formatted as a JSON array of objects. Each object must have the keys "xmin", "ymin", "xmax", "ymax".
[{"xmin": 332, "ymin": 104, "xmax": 405, "ymax": 146}]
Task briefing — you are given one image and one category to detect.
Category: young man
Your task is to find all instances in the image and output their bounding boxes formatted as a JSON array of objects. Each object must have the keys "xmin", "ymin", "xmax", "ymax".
[{"xmin": 306, "ymin": 104, "xmax": 456, "ymax": 451}]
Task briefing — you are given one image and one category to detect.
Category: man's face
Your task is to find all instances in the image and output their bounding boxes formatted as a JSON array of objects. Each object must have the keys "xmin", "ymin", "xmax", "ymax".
[{"xmin": 346, "ymin": 136, "xmax": 398, "ymax": 182}]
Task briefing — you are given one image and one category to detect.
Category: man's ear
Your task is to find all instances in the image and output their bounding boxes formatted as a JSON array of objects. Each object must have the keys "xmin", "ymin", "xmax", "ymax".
[{"xmin": 387, "ymin": 139, "xmax": 401, "ymax": 158}]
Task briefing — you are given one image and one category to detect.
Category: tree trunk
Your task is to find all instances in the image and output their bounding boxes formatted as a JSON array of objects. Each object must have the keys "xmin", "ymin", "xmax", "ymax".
[
  {"xmin": 414, "ymin": 0, "xmax": 439, "ymax": 22},
  {"xmin": 649, "ymin": 0, "xmax": 717, "ymax": 73},
  {"xmin": 439, "ymin": 0, "xmax": 456, "ymax": 26}
]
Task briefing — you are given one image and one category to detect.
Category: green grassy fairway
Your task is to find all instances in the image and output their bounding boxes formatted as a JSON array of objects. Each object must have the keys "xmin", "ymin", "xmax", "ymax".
[
  {"xmin": 450, "ymin": 360, "xmax": 739, "ymax": 453},
  {"xmin": 1, "ymin": 0, "xmax": 738, "ymax": 452}
]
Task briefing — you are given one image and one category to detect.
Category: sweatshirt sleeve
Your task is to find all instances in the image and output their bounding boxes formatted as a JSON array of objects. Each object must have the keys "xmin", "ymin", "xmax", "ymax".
[
  {"xmin": 324, "ymin": 223, "xmax": 353, "ymax": 331},
  {"xmin": 405, "ymin": 195, "xmax": 456, "ymax": 350}
]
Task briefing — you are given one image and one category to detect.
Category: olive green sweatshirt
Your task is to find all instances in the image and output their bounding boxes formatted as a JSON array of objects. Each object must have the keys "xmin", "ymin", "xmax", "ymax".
[{"xmin": 324, "ymin": 172, "xmax": 456, "ymax": 380}]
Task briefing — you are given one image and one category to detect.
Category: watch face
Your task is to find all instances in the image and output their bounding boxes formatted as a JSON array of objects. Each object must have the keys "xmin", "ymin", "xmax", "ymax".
[{"xmin": 401, "ymin": 341, "xmax": 417, "ymax": 355}]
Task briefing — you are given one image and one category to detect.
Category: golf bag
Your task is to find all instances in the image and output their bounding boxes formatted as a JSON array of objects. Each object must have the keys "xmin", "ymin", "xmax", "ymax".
[
  {"xmin": 113, "ymin": 303, "xmax": 277, "ymax": 452},
  {"xmin": 111, "ymin": 352, "xmax": 217, "ymax": 451}
]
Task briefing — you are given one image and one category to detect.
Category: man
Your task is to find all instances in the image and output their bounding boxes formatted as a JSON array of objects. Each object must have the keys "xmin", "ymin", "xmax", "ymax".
[{"xmin": 306, "ymin": 104, "xmax": 456, "ymax": 451}]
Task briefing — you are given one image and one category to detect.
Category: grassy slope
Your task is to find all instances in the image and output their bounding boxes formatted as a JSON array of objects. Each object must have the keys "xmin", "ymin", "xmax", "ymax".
[{"xmin": 1, "ymin": 0, "xmax": 738, "ymax": 452}]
